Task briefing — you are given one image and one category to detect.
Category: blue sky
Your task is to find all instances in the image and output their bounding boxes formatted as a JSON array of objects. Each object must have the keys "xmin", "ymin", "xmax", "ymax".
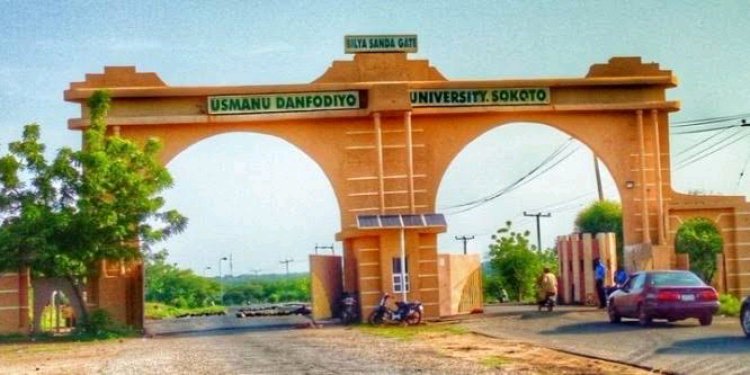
[{"xmin": 1, "ymin": 1, "xmax": 749, "ymax": 275}]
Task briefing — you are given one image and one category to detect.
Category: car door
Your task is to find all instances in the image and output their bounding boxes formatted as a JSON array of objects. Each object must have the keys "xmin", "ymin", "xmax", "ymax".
[{"xmin": 619, "ymin": 273, "xmax": 645, "ymax": 317}]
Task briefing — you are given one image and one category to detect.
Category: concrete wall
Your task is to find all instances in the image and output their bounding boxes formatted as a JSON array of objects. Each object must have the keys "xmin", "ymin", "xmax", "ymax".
[
  {"xmin": 438, "ymin": 253, "xmax": 483, "ymax": 316},
  {"xmin": 556, "ymin": 233, "xmax": 617, "ymax": 305},
  {"xmin": 0, "ymin": 269, "xmax": 30, "ymax": 334},
  {"xmin": 310, "ymin": 255, "xmax": 342, "ymax": 320}
]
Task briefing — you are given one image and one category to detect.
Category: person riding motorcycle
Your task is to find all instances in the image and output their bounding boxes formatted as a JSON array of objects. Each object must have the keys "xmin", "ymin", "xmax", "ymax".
[{"xmin": 537, "ymin": 267, "xmax": 558, "ymax": 311}]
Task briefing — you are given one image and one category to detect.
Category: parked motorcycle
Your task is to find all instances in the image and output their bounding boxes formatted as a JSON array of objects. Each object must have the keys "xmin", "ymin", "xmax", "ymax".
[
  {"xmin": 538, "ymin": 293, "xmax": 556, "ymax": 312},
  {"xmin": 368, "ymin": 293, "xmax": 423, "ymax": 325},
  {"xmin": 340, "ymin": 292, "xmax": 359, "ymax": 325}
]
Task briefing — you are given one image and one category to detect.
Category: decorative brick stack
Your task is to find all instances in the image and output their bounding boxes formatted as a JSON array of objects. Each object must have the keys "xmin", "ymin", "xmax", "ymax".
[{"xmin": 556, "ymin": 233, "xmax": 617, "ymax": 306}]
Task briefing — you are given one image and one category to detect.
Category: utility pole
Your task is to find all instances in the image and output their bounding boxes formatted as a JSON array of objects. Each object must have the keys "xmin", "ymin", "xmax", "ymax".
[
  {"xmin": 250, "ymin": 268, "xmax": 262, "ymax": 277},
  {"xmin": 280, "ymin": 258, "xmax": 294, "ymax": 276},
  {"xmin": 314, "ymin": 243, "xmax": 335, "ymax": 255},
  {"xmin": 593, "ymin": 154, "xmax": 604, "ymax": 201},
  {"xmin": 454, "ymin": 235, "xmax": 475, "ymax": 255},
  {"xmin": 523, "ymin": 211, "xmax": 552, "ymax": 251}
]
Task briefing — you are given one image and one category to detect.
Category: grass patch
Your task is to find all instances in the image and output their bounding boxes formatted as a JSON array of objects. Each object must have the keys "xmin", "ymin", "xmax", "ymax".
[
  {"xmin": 480, "ymin": 355, "xmax": 510, "ymax": 369},
  {"xmin": 356, "ymin": 323, "xmax": 468, "ymax": 341},
  {"xmin": 145, "ymin": 302, "xmax": 226, "ymax": 320},
  {"xmin": 717, "ymin": 294, "xmax": 741, "ymax": 317}
]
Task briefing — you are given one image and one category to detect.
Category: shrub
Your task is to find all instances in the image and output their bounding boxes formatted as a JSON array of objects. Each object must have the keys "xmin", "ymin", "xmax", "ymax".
[{"xmin": 717, "ymin": 294, "xmax": 741, "ymax": 317}]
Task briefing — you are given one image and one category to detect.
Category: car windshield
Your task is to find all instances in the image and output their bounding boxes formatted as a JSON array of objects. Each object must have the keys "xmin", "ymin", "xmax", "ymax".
[{"xmin": 650, "ymin": 272, "xmax": 705, "ymax": 287}]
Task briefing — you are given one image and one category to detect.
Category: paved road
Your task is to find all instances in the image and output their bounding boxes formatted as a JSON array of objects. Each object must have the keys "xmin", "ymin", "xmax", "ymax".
[
  {"xmin": 144, "ymin": 307, "xmax": 312, "ymax": 336},
  {"xmin": 464, "ymin": 304, "xmax": 749, "ymax": 375}
]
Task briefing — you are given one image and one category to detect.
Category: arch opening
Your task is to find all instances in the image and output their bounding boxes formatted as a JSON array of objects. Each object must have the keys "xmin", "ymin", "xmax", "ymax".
[
  {"xmin": 436, "ymin": 122, "xmax": 622, "ymax": 256},
  {"xmin": 145, "ymin": 132, "xmax": 340, "ymax": 319},
  {"xmin": 674, "ymin": 217, "xmax": 724, "ymax": 286}
]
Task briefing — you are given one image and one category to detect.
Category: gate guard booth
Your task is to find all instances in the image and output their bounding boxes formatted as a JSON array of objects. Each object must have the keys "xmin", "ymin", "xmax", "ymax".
[{"xmin": 44, "ymin": 34, "xmax": 750, "ymax": 330}]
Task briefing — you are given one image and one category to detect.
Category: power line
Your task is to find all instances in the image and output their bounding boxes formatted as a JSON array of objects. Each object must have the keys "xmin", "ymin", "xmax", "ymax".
[
  {"xmin": 677, "ymin": 130, "xmax": 750, "ymax": 170},
  {"xmin": 675, "ymin": 127, "xmax": 732, "ymax": 157},
  {"xmin": 444, "ymin": 140, "xmax": 580, "ymax": 215},
  {"xmin": 675, "ymin": 128, "xmax": 743, "ymax": 168},
  {"xmin": 443, "ymin": 138, "xmax": 574, "ymax": 210},
  {"xmin": 671, "ymin": 112, "xmax": 750, "ymax": 127},
  {"xmin": 672, "ymin": 124, "xmax": 739, "ymax": 135}
]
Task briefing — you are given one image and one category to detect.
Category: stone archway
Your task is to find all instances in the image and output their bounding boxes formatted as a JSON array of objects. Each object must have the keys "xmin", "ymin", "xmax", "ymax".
[{"xmin": 59, "ymin": 45, "xmax": 750, "ymax": 328}]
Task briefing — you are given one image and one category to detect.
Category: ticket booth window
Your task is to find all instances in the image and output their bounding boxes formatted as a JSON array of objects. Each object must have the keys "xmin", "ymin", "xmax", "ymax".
[{"xmin": 392, "ymin": 257, "xmax": 410, "ymax": 293}]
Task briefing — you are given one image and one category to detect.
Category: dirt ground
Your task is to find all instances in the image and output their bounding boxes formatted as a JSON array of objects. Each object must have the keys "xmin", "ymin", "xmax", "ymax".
[{"xmin": 0, "ymin": 324, "xmax": 653, "ymax": 374}]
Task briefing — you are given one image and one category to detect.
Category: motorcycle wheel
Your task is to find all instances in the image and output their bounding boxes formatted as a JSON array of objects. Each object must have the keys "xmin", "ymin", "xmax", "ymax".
[
  {"xmin": 405, "ymin": 311, "xmax": 422, "ymax": 325},
  {"xmin": 368, "ymin": 310, "xmax": 384, "ymax": 325},
  {"xmin": 546, "ymin": 303, "xmax": 554, "ymax": 312}
]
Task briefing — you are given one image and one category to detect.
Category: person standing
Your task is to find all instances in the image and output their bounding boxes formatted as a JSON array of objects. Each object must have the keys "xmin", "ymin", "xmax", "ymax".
[
  {"xmin": 594, "ymin": 258, "xmax": 607, "ymax": 308},
  {"xmin": 614, "ymin": 266, "xmax": 628, "ymax": 288}
]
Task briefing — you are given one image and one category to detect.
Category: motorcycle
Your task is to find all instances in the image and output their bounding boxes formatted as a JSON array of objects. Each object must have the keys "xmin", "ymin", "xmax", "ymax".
[
  {"xmin": 368, "ymin": 293, "xmax": 423, "ymax": 325},
  {"xmin": 538, "ymin": 293, "xmax": 556, "ymax": 312},
  {"xmin": 340, "ymin": 292, "xmax": 359, "ymax": 324}
]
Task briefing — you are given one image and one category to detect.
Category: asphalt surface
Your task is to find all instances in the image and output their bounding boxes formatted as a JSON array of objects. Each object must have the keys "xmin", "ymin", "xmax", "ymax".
[
  {"xmin": 464, "ymin": 304, "xmax": 749, "ymax": 375},
  {"xmin": 144, "ymin": 307, "xmax": 313, "ymax": 335}
]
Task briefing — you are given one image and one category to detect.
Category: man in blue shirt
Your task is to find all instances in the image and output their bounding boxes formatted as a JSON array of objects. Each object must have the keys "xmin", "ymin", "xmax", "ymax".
[
  {"xmin": 614, "ymin": 266, "xmax": 628, "ymax": 288},
  {"xmin": 594, "ymin": 258, "xmax": 607, "ymax": 308}
]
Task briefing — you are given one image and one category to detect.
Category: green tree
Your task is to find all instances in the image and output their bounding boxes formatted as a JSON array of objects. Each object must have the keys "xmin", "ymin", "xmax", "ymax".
[
  {"xmin": 0, "ymin": 91, "xmax": 186, "ymax": 324},
  {"xmin": 488, "ymin": 221, "xmax": 543, "ymax": 302},
  {"xmin": 575, "ymin": 200, "xmax": 623, "ymax": 265},
  {"xmin": 675, "ymin": 218, "xmax": 723, "ymax": 283},
  {"xmin": 145, "ymin": 253, "xmax": 220, "ymax": 308}
]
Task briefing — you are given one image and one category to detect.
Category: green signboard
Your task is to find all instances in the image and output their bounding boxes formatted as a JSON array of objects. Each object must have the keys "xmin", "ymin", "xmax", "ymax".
[
  {"xmin": 410, "ymin": 88, "xmax": 550, "ymax": 107},
  {"xmin": 208, "ymin": 91, "xmax": 361, "ymax": 115},
  {"xmin": 345, "ymin": 34, "xmax": 418, "ymax": 54}
]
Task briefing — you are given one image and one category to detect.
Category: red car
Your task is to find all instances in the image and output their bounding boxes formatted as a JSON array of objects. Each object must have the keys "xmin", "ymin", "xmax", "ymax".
[
  {"xmin": 607, "ymin": 270, "xmax": 719, "ymax": 327},
  {"xmin": 741, "ymin": 296, "xmax": 750, "ymax": 338}
]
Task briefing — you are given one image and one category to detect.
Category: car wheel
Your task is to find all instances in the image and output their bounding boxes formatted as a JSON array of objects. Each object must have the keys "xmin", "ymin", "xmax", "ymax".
[
  {"xmin": 608, "ymin": 303, "xmax": 621, "ymax": 323},
  {"xmin": 699, "ymin": 314, "xmax": 713, "ymax": 326},
  {"xmin": 638, "ymin": 304, "xmax": 651, "ymax": 327},
  {"xmin": 742, "ymin": 307, "xmax": 750, "ymax": 338}
]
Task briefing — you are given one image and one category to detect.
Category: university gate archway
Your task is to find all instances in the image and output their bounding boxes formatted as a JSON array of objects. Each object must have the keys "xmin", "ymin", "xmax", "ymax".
[{"xmin": 58, "ymin": 37, "xmax": 750, "ymax": 329}]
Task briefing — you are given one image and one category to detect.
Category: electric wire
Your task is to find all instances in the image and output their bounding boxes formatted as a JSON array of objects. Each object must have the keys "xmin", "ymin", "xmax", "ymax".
[
  {"xmin": 442, "ymin": 138, "xmax": 574, "ymax": 210},
  {"xmin": 671, "ymin": 124, "xmax": 739, "ymax": 135},
  {"xmin": 444, "ymin": 144, "xmax": 580, "ymax": 215},
  {"xmin": 736, "ymin": 148, "xmax": 750, "ymax": 190},
  {"xmin": 677, "ymin": 131, "xmax": 750, "ymax": 170},
  {"xmin": 670, "ymin": 112, "xmax": 750, "ymax": 127},
  {"xmin": 675, "ymin": 128, "xmax": 743, "ymax": 167},
  {"xmin": 446, "ymin": 148, "xmax": 579, "ymax": 214},
  {"xmin": 675, "ymin": 127, "xmax": 731, "ymax": 157}
]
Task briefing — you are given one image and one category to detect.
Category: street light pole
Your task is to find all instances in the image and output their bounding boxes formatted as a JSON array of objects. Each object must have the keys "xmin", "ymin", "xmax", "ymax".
[
  {"xmin": 203, "ymin": 266, "xmax": 212, "ymax": 277},
  {"xmin": 219, "ymin": 257, "xmax": 227, "ymax": 304}
]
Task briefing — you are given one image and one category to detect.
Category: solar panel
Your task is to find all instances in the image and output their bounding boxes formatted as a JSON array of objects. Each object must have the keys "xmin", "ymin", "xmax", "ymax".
[
  {"xmin": 357, "ymin": 213, "xmax": 446, "ymax": 229},
  {"xmin": 357, "ymin": 215, "xmax": 380, "ymax": 228},
  {"xmin": 401, "ymin": 214, "xmax": 424, "ymax": 227},
  {"xmin": 380, "ymin": 215, "xmax": 402, "ymax": 227},
  {"xmin": 423, "ymin": 213, "xmax": 447, "ymax": 227}
]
